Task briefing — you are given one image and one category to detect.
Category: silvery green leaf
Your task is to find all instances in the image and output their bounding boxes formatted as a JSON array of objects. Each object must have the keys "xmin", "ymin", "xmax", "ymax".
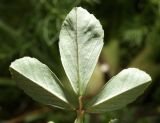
[
  {"xmin": 9, "ymin": 57, "xmax": 73, "ymax": 110},
  {"xmin": 59, "ymin": 7, "xmax": 104, "ymax": 95},
  {"xmin": 86, "ymin": 68, "xmax": 151, "ymax": 113}
]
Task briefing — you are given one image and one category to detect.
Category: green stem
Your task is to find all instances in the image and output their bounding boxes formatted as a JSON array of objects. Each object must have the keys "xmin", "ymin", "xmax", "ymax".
[
  {"xmin": 74, "ymin": 96, "xmax": 84, "ymax": 123},
  {"xmin": 75, "ymin": 110, "xmax": 84, "ymax": 123}
]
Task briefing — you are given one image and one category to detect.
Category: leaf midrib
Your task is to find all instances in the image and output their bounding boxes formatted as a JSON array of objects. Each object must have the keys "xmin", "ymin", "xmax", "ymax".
[{"xmin": 75, "ymin": 7, "xmax": 80, "ymax": 95}]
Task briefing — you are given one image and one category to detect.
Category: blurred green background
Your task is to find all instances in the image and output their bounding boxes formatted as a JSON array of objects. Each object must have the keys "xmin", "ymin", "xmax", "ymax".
[{"xmin": 0, "ymin": 0, "xmax": 160, "ymax": 123}]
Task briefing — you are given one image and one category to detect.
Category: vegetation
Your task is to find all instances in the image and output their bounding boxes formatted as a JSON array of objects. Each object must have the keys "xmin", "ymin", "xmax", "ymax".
[
  {"xmin": 0, "ymin": 0, "xmax": 160, "ymax": 123},
  {"xmin": 9, "ymin": 7, "xmax": 152, "ymax": 123}
]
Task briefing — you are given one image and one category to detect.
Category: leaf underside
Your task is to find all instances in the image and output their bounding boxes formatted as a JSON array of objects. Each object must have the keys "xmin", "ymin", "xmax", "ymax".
[
  {"xmin": 59, "ymin": 7, "xmax": 104, "ymax": 95},
  {"xmin": 10, "ymin": 57, "xmax": 72, "ymax": 110},
  {"xmin": 9, "ymin": 7, "xmax": 152, "ymax": 115},
  {"xmin": 86, "ymin": 68, "xmax": 151, "ymax": 113}
]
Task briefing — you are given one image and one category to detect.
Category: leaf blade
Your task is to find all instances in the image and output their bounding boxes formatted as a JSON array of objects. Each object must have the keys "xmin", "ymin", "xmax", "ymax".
[
  {"xmin": 86, "ymin": 68, "xmax": 151, "ymax": 113},
  {"xmin": 59, "ymin": 7, "xmax": 104, "ymax": 95},
  {"xmin": 10, "ymin": 57, "xmax": 72, "ymax": 110}
]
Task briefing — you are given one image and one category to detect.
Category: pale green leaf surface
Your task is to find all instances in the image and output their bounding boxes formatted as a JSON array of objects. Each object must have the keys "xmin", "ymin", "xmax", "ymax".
[
  {"xmin": 9, "ymin": 57, "xmax": 72, "ymax": 110},
  {"xmin": 86, "ymin": 68, "xmax": 151, "ymax": 113},
  {"xmin": 59, "ymin": 7, "xmax": 104, "ymax": 95}
]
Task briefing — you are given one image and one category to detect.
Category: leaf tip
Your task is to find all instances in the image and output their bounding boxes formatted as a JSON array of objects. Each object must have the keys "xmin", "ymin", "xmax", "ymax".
[{"xmin": 127, "ymin": 68, "xmax": 152, "ymax": 83}]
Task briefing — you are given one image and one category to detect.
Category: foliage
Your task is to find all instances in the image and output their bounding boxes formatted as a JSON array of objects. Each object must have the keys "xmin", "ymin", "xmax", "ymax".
[
  {"xmin": 0, "ymin": 0, "xmax": 160, "ymax": 123},
  {"xmin": 9, "ymin": 7, "xmax": 151, "ymax": 123}
]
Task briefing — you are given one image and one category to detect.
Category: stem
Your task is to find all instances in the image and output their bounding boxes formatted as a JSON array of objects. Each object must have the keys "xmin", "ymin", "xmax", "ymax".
[
  {"xmin": 75, "ymin": 110, "xmax": 84, "ymax": 123},
  {"xmin": 75, "ymin": 96, "xmax": 84, "ymax": 123},
  {"xmin": 79, "ymin": 96, "xmax": 83, "ymax": 111}
]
